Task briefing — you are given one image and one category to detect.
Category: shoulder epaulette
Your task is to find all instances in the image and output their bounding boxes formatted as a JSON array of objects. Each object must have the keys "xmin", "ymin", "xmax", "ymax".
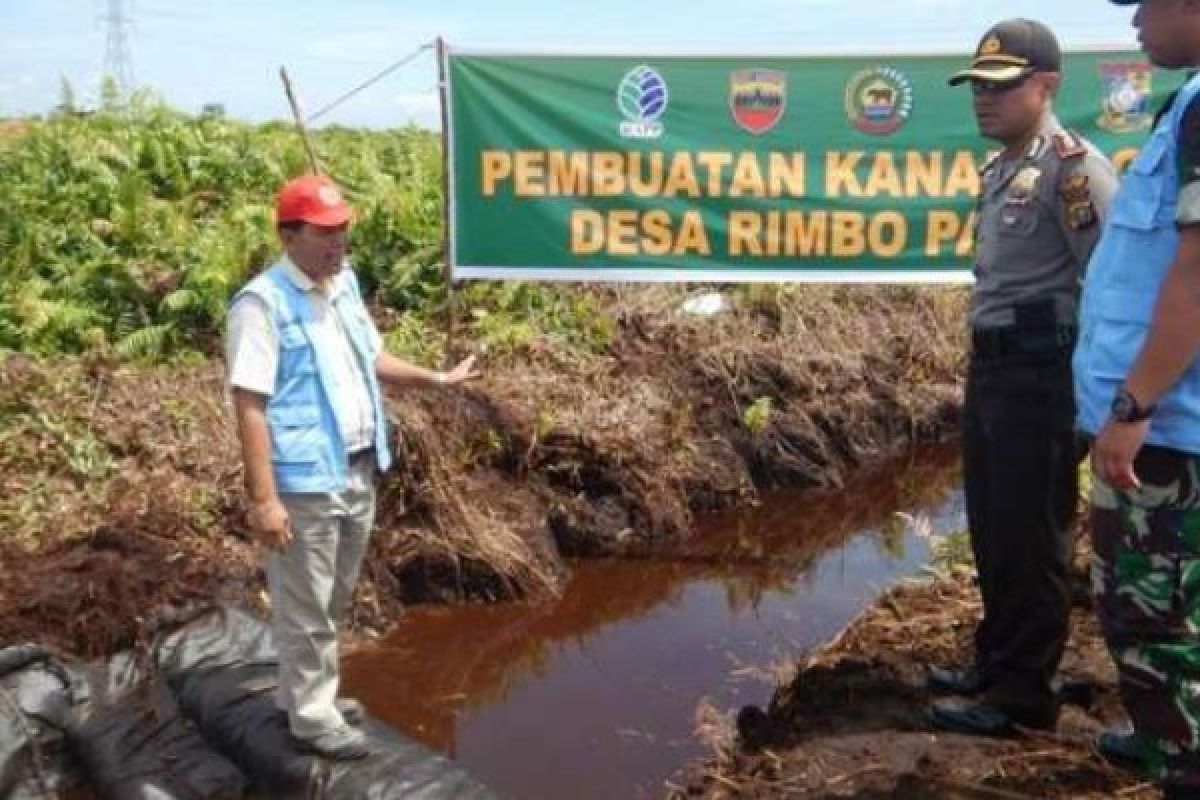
[
  {"xmin": 1026, "ymin": 135, "xmax": 1047, "ymax": 160},
  {"xmin": 1052, "ymin": 130, "xmax": 1087, "ymax": 160},
  {"xmin": 979, "ymin": 150, "xmax": 1002, "ymax": 175}
]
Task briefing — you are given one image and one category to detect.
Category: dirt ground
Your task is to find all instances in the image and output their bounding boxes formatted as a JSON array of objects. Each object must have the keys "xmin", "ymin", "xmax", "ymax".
[
  {"xmin": 669, "ymin": 539, "xmax": 1160, "ymax": 800},
  {"xmin": 0, "ymin": 285, "xmax": 965, "ymax": 658},
  {"xmin": 2, "ymin": 283, "xmax": 1152, "ymax": 799}
]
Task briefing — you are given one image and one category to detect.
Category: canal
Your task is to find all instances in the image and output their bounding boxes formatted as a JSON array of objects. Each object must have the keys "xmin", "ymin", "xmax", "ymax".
[{"xmin": 343, "ymin": 446, "xmax": 965, "ymax": 799}]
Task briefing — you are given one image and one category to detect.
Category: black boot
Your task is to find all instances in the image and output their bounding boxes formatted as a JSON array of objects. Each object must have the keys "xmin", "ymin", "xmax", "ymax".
[
  {"xmin": 929, "ymin": 698, "xmax": 1056, "ymax": 737},
  {"xmin": 926, "ymin": 665, "xmax": 987, "ymax": 695},
  {"xmin": 1095, "ymin": 729, "xmax": 1141, "ymax": 771}
]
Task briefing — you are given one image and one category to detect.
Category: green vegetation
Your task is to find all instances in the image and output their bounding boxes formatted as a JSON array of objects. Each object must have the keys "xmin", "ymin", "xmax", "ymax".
[
  {"xmin": 742, "ymin": 396, "xmax": 773, "ymax": 436},
  {"xmin": 0, "ymin": 90, "xmax": 610, "ymax": 363},
  {"xmin": 932, "ymin": 529, "xmax": 972, "ymax": 571}
]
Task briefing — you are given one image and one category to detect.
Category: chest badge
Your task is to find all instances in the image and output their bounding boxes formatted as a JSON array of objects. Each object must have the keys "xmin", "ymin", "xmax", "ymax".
[{"xmin": 1007, "ymin": 166, "xmax": 1042, "ymax": 205}]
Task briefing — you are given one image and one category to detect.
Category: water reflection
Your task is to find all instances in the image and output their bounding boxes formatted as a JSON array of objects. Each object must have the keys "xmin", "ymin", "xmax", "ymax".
[{"xmin": 342, "ymin": 446, "xmax": 964, "ymax": 800}]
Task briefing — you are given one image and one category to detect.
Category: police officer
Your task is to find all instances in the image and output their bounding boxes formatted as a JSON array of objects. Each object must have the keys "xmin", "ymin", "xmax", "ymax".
[
  {"xmin": 1077, "ymin": 2, "xmax": 1200, "ymax": 796},
  {"xmin": 927, "ymin": 19, "xmax": 1117, "ymax": 736}
]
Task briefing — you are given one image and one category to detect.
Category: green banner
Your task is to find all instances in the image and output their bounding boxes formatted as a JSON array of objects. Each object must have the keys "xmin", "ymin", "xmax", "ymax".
[{"xmin": 446, "ymin": 49, "xmax": 1180, "ymax": 282}]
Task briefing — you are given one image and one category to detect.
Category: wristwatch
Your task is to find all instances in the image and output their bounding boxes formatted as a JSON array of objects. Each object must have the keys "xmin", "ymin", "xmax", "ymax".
[{"xmin": 1111, "ymin": 386, "xmax": 1156, "ymax": 423}]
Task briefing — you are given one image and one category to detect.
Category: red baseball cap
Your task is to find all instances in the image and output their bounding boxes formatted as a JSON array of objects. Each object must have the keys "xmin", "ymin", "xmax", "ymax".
[{"xmin": 275, "ymin": 174, "xmax": 352, "ymax": 226}]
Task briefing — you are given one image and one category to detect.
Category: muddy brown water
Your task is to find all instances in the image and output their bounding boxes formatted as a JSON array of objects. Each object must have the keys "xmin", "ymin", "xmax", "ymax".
[{"xmin": 342, "ymin": 447, "xmax": 965, "ymax": 800}]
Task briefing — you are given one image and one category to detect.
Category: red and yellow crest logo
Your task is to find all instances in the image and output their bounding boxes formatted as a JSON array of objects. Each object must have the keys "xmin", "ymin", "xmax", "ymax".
[{"xmin": 729, "ymin": 69, "xmax": 786, "ymax": 135}]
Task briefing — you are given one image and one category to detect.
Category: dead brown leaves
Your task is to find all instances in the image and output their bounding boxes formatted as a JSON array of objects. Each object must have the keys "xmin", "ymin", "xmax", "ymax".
[{"xmin": 0, "ymin": 285, "xmax": 968, "ymax": 658}]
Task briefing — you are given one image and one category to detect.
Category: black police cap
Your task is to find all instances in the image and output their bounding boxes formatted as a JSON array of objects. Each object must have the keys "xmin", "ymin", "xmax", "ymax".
[{"xmin": 949, "ymin": 18, "xmax": 1062, "ymax": 87}]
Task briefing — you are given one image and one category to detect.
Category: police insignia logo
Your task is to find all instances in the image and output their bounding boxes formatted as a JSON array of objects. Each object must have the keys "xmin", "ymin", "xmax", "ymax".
[
  {"xmin": 1009, "ymin": 166, "xmax": 1042, "ymax": 203},
  {"xmin": 844, "ymin": 67, "xmax": 913, "ymax": 136},
  {"xmin": 1059, "ymin": 172, "xmax": 1096, "ymax": 229},
  {"xmin": 1066, "ymin": 202, "xmax": 1097, "ymax": 229},
  {"xmin": 980, "ymin": 35, "xmax": 1002, "ymax": 56},
  {"xmin": 1097, "ymin": 62, "xmax": 1153, "ymax": 134},
  {"xmin": 729, "ymin": 69, "xmax": 786, "ymax": 135},
  {"xmin": 1059, "ymin": 173, "xmax": 1090, "ymax": 202}
]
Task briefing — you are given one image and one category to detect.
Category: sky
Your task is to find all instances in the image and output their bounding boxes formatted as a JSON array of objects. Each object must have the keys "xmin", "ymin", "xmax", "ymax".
[{"xmin": 1, "ymin": 0, "xmax": 1140, "ymax": 129}]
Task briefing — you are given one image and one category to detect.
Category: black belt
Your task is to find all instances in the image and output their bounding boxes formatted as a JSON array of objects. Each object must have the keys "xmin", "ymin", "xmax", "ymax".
[{"xmin": 971, "ymin": 325, "xmax": 1076, "ymax": 360}]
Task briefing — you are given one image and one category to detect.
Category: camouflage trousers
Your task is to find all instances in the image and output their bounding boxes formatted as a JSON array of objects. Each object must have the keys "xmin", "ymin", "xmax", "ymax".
[{"xmin": 1091, "ymin": 444, "xmax": 1200, "ymax": 789}]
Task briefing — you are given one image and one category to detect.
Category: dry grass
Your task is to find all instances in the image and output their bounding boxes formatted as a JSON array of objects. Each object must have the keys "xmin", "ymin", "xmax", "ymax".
[
  {"xmin": 672, "ymin": 540, "xmax": 1156, "ymax": 800},
  {"xmin": 0, "ymin": 284, "xmax": 968, "ymax": 657}
]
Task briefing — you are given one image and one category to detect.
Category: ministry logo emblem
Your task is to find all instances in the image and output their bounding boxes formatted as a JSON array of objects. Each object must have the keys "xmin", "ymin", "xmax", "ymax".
[{"xmin": 617, "ymin": 65, "xmax": 669, "ymax": 139}]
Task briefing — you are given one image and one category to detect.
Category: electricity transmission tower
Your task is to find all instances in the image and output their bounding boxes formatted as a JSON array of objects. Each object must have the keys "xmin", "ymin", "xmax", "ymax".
[{"xmin": 102, "ymin": 0, "xmax": 135, "ymax": 96}]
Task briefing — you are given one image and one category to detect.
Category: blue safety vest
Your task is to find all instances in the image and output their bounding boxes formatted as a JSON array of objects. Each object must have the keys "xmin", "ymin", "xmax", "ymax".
[
  {"xmin": 231, "ymin": 260, "xmax": 391, "ymax": 492},
  {"xmin": 1075, "ymin": 73, "xmax": 1200, "ymax": 454}
]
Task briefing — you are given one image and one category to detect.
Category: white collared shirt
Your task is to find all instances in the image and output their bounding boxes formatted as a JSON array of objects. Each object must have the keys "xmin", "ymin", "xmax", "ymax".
[{"xmin": 225, "ymin": 257, "xmax": 382, "ymax": 453}]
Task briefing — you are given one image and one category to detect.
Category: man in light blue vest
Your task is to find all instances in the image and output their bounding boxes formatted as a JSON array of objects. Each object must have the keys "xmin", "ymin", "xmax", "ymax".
[
  {"xmin": 225, "ymin": 174, "xmax": 477, "ymax": 760},
  {"xmin": 1076, "ymin": 2, "xmax": 1200, "ymax": 796}
]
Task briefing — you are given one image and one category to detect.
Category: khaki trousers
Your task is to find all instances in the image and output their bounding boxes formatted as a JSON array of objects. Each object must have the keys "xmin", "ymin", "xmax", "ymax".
[{"xmin": 268, "ymin": 452, "xmax": 376, "ymax": 738}]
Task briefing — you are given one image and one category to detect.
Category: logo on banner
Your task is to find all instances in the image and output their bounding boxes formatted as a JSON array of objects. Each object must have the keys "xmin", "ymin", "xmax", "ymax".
[
  {"xmin": 617, "ymin": 65, "xmax": 669, "ymax": 139},
  {"xmin": 729, "ymin": 69, "xmax": 786, "ymax": 135},
  {"xmin": 1097, "ymin": 62, "xmax": 1153, "ymax": 134},
  {"xmin": 844, "ymin": 67, "xmax": 913, "ymax": 135}
]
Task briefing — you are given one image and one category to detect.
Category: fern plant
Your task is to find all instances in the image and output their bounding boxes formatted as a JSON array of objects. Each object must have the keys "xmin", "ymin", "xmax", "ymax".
[{"xmin": 1, "ymin": 91, "xmax": 615, "ymax": 364}]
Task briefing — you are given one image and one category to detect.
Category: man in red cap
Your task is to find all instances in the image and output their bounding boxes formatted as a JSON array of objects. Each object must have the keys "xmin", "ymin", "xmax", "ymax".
[{"xmin": 225, "ymin": 173, "xmax": 477, "ymax": 760}]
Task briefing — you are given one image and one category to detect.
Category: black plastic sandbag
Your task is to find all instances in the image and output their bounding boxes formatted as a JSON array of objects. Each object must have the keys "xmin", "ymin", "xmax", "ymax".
[
  {"xmin": 320, "ymin": 715, "xmax": 503, "ymax": 800},
  {"xmin": 158, "ymin": 609, "xmax": 501, "ymax": 800},
  {"xmin": 170, "ymin": 662, "xmax": 315, "ymax": 795},
  {"xmin": 0, "ymin": 644, "xmax": 87, "ymax": 800},
  {"xmin": 0, "ymin": 640, "xmax": 246, "ymax": 800},
  {"xmin": 67, "ymin": 677, "xmax": 245, "ymax": 800}
]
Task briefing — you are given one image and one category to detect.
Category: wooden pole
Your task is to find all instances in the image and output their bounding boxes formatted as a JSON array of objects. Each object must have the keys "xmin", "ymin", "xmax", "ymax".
[
  {"xmin": 279, "ymin": 66, "xmax": 321, "ymax": 174},
  {"xmin": 436, "ymin": 37, "xmax": 458, "ymax": 366}
]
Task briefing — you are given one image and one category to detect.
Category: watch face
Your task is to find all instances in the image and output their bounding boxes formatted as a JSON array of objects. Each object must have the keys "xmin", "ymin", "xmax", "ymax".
[
  {"xmin": 1112, "ymin": 388, "xmax": 1152, "ymax": 422},
  {"xmin": 1112, "ymin": 391, "xmax": 1134, "ymax": 422}
]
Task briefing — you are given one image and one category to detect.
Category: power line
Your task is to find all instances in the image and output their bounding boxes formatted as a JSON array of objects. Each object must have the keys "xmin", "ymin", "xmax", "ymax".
[
  {"xmin": 102, "ymin": 0, "xmax": 135, "ymax": 94},
  {"xmin": 305, "ymin": 42, "xmax": 434, "ymax": 123}
]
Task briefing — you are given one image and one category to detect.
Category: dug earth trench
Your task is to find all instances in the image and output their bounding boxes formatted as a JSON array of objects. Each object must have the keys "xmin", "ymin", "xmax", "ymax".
[
  {"xmin": 0, "ymin": 284, "xmax": 1043, "ymax": 799},
  {"xmin": 668, "ymin": 538, "xmax": 1159, "ymax": 800},
  {"xmin": 0, "ymin": 286, "xmax": 964, "ymax": 656},
  {"xmin": 2, "ymin": 284, "xmax": 1152, "ymax": 799}
]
